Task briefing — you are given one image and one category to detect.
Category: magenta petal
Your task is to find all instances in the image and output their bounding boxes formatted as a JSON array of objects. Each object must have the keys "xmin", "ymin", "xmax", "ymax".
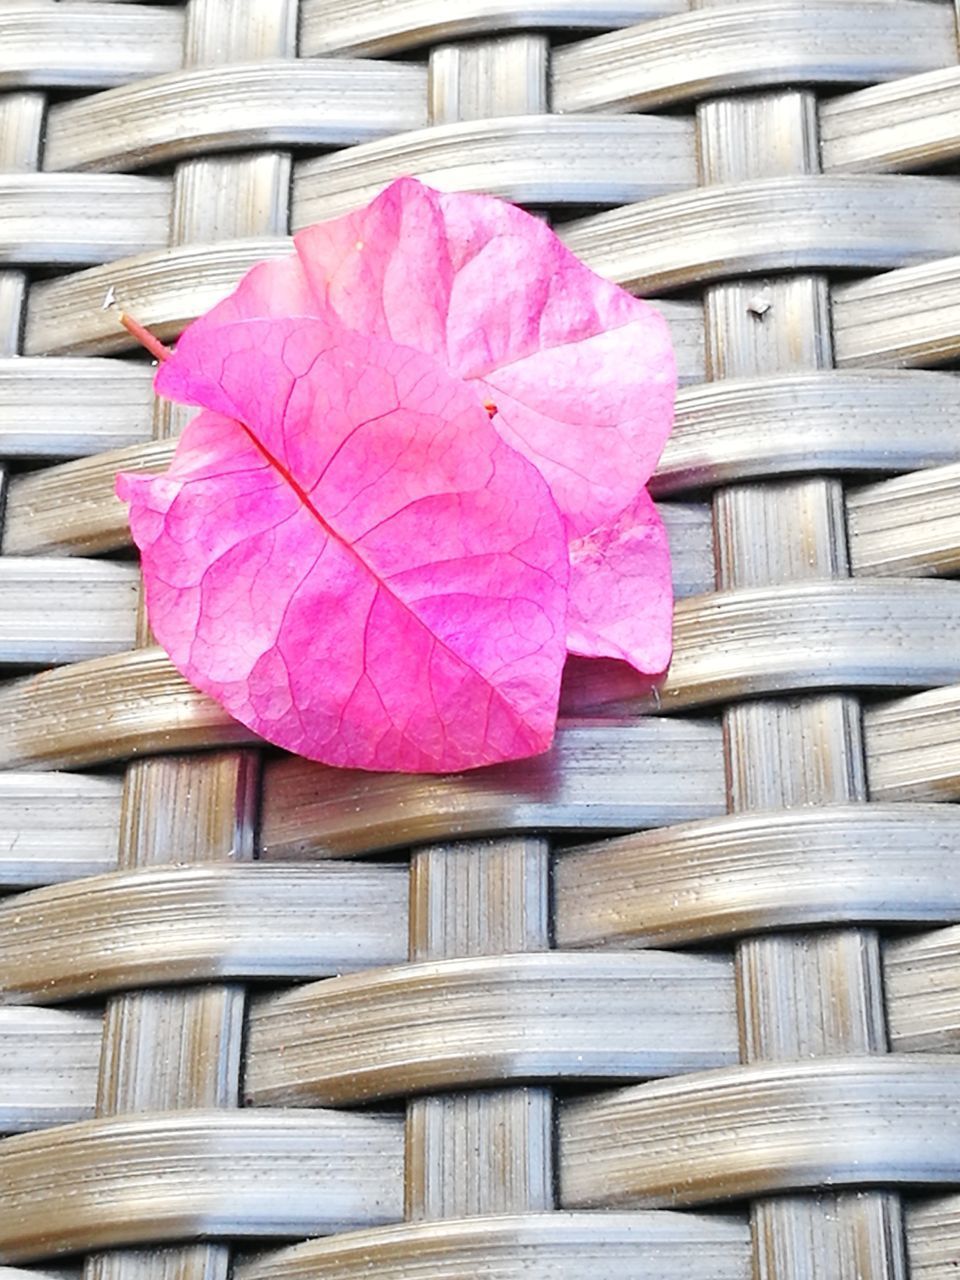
[
  {"xmin": 294, "ymin": 177, "xmax": 453, "ymax": 357},
  {"xmin": 566, "ymin": 489, "xmax": 673, "ymax": 674},
  {"xmin": 474, "ymin": 314, "xmax": 674, "ymax": 539},
  {"xmin": 185, "ymin": 254, "xmax": 317, "ymax": 332},
  {"xmin": 146, "ymin": 178, "xmax": 677, "ymax": 714},
  {"xmin": 439, "ymin": 186, "xmax": 676, "ymax": 535},
  {"xmin": 155, "ymin": 256, "xmax": 341, "ymax": 415},
  {"xmin": 292, "ymin": 178, "xmax": 676, "ymax": 535},
  {"xmin": 120, "ymin": 318, "xmax": 569, "ymax": 773}
]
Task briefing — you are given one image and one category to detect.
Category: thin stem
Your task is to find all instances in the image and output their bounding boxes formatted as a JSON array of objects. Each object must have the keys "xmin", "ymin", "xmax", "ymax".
[{"xmin": 119, "ymin": 312, "xmax": 172, "ymax": 363}]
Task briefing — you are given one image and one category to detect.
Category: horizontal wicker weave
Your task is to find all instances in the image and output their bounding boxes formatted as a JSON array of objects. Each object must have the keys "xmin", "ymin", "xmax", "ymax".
[{"xmin": 2, "ymin": 1, "xmax": 960, "ymax": 1277}]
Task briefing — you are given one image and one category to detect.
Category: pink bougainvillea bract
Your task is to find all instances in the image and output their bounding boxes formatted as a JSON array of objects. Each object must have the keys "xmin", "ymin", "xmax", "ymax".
[{"xmin": 118, "ymin": 178, "xmax": 676, "ymax": 772}]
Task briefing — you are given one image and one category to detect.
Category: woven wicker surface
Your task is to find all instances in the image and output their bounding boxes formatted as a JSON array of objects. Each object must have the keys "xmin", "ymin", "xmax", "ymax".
[{"xmin": 2, "ymin": 1, "xmax": 960, "ymax": 1277}]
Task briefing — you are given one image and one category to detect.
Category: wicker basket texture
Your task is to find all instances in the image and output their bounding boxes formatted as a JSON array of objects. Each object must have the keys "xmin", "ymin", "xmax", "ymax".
[{"xmin": 2, "ymin": 1, "xmax": 960, "ymax": 1277}]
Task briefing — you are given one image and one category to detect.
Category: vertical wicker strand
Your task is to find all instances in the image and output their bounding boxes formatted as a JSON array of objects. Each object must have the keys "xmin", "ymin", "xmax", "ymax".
[
  {"xmin": 696, "ymin": 88, "xmax": 906, "ymax": 1280},
  {"xmin": 428, "ymin": 34, "xmax": 549, "ymax": 122},
  {"xmin": 0, "ymin": 92, "xmax": 44, "ymax": 525},
  {"xmin": 405, "ymin": 39, "xmax": 553, "ymax": 1222},
  {"xmin": 405, "ymin": 839, "xmax": 554, "ymax": 1218},
  {"xmin": 85, "ymin": 10, "xmax": 296, "ymax": 1280}
]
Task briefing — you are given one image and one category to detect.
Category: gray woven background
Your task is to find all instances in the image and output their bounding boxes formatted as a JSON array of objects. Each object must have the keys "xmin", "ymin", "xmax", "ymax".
[{"xmin": 2, "ymin": 0, "xmax": 960, "ymax": 1276}]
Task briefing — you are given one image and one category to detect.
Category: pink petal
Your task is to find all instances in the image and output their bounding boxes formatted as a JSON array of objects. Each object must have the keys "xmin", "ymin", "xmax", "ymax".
[
  {"xmin": 187, "ymin": 254, "xmax": 318, "ymax": 331},
  {"xmin": 295, "ymin": 177, "xmax": 453, "ymax": 357},
  {"xmin": 294, "ymin": 178, "xmax": 676, "ymax": 535},
  {"xmin": 566, "ymin": 488, "xmax": 673, "ymax": 674},
  {"xmin": 120, "ymin": 318, "xmax": 569, "ymax": 773},
  {"xmin": 155, "ymin": 179, "xmax": 676, "ymax": 692}
]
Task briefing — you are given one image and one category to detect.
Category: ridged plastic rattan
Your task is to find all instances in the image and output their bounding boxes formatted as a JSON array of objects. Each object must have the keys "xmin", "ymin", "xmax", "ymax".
[{"xmin": 2, "ymin": 2, "xmax": 960, "ymax": 1277}]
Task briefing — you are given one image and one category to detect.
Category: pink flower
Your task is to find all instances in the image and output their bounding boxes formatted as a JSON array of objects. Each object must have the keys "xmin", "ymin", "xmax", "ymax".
[{"xmin": 118, "ymin": 179, "xmax": 675, "ymax": 772}]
